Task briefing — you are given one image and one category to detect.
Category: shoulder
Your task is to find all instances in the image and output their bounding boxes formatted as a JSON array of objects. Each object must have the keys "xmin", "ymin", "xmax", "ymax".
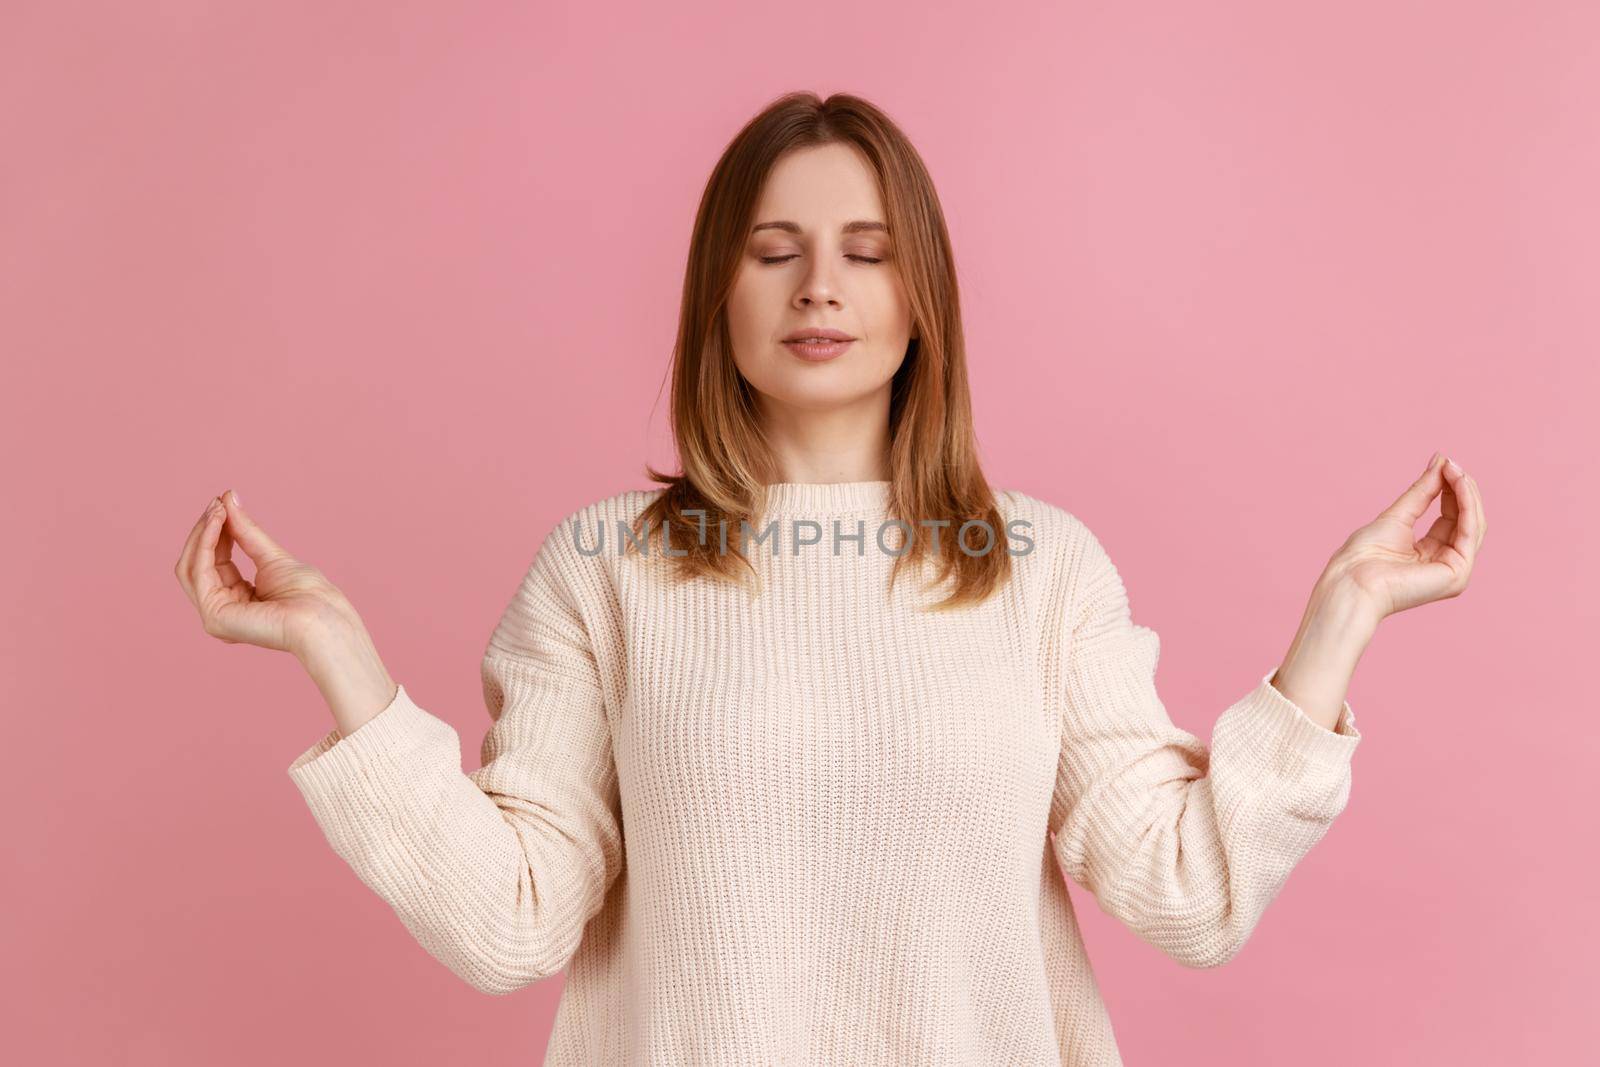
[
  {"xmin": 991, "ymin": 487, "xmax": 1099, "ymax": 562},
  {"xmin": 534, "ymin": 486, "xmax": 666, "ymax": 555},
  {"xmin": 523, "ymin": 486, "xmax": 666, "ymax": 593},
  {"xmin": 991, "ymin": 487, "xmax": 1125, "ymax": 610},
  {"xmin": 552, "ymin": 486, "xmax": 666, "ymax": 539}
]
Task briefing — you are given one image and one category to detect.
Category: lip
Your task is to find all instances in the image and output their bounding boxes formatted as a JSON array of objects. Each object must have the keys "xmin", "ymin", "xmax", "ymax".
[
  {"xmin": 782, "ymin": 338, "xmax": 854, "ymax": 362},
  {"xmin": 782, "ymin": 327, "xmax": 856, "ymax": 342}
]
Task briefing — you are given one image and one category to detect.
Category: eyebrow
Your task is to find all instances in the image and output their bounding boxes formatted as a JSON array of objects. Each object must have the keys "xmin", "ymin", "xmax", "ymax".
[{"xmin": 750, "ymin": 220, "xmax": 889, "ymax": 236}]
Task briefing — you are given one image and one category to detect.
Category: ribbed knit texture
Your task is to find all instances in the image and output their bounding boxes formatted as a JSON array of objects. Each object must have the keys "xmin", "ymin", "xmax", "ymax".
[{"xmin": 287, "ymin": 482, "xmax": 1361, "ymax": 1066}]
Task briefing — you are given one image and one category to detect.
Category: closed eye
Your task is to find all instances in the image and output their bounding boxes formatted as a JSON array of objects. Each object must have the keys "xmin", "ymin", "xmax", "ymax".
[{"xmin": 759, "ymin": 255, "xmax": 883, "ymax": 265}]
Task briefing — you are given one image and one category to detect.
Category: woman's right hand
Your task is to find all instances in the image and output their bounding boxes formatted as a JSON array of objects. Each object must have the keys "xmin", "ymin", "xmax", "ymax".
[{"xmin": 174, "ymin": 490, "xmax": 358, "ymax": 661}]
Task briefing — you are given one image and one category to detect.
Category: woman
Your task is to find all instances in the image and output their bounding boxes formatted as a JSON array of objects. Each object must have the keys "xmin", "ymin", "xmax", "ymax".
[{"xmin": 174, "ymin": 91, "xmax": 1484, "ymax": 1066}]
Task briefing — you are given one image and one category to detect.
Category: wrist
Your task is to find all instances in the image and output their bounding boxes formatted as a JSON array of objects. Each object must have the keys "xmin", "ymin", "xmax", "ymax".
[
  {"xmin": 295, "ymin": 615, "xmax": 397, "ymax": 738},
  {"xmin": 1309, "ymin": 574, "xmax": 1384, "ymax": 640},
  {"xmin": 291, "ymin": 603, "xmax": 367, "ymax": 665},
  {"xmin": 1270, "ymin": 577, "xmax": 1377, "ymax": 730}
]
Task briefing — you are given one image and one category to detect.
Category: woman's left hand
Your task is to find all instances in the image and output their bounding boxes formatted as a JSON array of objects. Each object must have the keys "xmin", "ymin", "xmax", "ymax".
[{"xmin": 1322, "ymin": 451, "xmax": 1487, "ymax": 621}]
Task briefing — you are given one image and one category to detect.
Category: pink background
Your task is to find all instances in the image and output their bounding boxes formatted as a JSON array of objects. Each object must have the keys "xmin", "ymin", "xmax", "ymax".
[{"xmin": 4, "ymin": 2, "xmax": 1595, "ymax": 1064}]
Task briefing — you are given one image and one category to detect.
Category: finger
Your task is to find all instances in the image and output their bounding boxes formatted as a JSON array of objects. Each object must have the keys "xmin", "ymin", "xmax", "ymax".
[
  {"xmin": 1381, "ymin": 453, "xmax": 1447, "ymax": 528},
  {"xmin": 1416, "ymin": 512, "xmax": 1456, "ymax": 557},
  {"xmin": 1441, "ymin": 461, "xmax": 1477, "ymax": 565},
  {"xmin": 1469, "ymin": 471, "xmax": 1487, "ymax": 551},
  {"xmin": 1464, "ymin": 470, "xmax": 1485, "ymax": 554},
  {"xmin": 174, "ymin": 497, "xmax": 220, "ymax": 601},
  {"xmin": 189, "ymin": 502, "xmax": 229, "ymax": 605},
  {"xmin": 1414, "ymin": 558, "xmax": 1461, "ymax": 605},
  {"xmin": 213, "ymin": 515, "xmax": 246, "ymax": 589},
  {"xmin": 221, "ymin": 489, "xmax": 291, "ymax": 565}
]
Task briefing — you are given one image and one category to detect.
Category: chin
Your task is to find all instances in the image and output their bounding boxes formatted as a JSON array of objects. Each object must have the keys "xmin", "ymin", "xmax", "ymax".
[{"xmin": 777, "ymin": 382, "xmax": 882, "ymax": 411}]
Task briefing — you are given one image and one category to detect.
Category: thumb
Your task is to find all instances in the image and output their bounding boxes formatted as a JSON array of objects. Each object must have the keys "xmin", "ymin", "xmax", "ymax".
[
  {"xmin": 1379, "ymin": 452, "xmax": 1445, "ymax": 528},
  {"xmin": 221, "ymin": 489, "xmax": 291, "ymax": 565}
]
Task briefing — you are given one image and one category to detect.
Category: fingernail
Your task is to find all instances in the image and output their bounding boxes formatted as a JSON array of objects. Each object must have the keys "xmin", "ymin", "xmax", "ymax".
[
  {"xmin": 229, "ymin": 489, "xmax": 241, "ymax": 507},
  {"xmin": 1426, "ymin": 450, "xmax": 1440, "ymax": 471},
  {"xmin": 1446, "ymin": 458, "xmax": 1462, "ymax": 475}
]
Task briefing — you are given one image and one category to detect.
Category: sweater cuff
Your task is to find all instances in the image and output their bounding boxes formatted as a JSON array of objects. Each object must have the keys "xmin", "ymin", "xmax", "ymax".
[
  {"xmin": 1233, "ymin": 667, "xmax": 1362, "ymax": 770},
  {"xmin": 284, "ymin": 682, "xmax": 465, "ymax": 881},
  {"xmin": 285, "ymin": 683, "xmax": 438, "ymax": 791}
]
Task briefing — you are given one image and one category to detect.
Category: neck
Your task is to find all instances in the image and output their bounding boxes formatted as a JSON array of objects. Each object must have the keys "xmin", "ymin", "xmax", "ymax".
[{"xmin": 754, "ymin": 389, "xmax": 893, "ymax": 483}]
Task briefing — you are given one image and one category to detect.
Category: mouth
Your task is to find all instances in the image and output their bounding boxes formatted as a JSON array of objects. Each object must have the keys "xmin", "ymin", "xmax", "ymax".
[{"xmin": 782, "ymin": 337, "xmax": 854, "ymax": 361}]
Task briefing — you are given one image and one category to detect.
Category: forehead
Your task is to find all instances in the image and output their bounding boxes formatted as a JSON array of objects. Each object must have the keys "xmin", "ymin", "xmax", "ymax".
[{"xmin": 751, "ymin": 142, "xmax": 886, "ymax": 230}]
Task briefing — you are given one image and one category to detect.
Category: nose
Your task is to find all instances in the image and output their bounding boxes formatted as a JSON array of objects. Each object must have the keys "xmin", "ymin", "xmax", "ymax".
[{"xmin": 792, "ymin": 254, "xmax": 843, "ymax": 310}]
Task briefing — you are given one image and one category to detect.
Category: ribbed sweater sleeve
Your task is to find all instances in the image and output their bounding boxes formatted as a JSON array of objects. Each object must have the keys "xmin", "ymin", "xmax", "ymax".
[
  {"xmin": 1046, "ymin": 522, "xmax": 1361, "ymax": 969},
  {"xmin": 285, "ymin": 523, "xmax": 625, "ymax": 995}
]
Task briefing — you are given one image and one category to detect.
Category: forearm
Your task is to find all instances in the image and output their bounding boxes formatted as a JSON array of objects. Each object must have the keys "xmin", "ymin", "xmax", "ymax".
[
  {"xmin": 295, "ymin": 612, "xmax": 399, "ymax": 739},
  {"xmin": 1051, "ymin": 559, "xmax": 1364, "ymax": 969},
  {"xmin": 1269, "ymin": 578, "xmax": 1380, "ymax": 731}
]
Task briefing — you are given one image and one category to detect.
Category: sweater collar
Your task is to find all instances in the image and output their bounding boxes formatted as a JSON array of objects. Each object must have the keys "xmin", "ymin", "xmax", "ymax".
[{"xmin": 759, "ymin": 480, "xmax": 891, "ymax": 516}]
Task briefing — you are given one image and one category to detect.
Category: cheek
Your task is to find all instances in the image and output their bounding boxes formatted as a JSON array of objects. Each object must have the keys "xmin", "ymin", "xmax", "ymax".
[
  {"xmin": 724, "ymin": 275, "xmax": 780, "ymax": 376},
  {"xmin": 865, "ymin": 276, "xmax": 913, "ymax": 333},
  {"xmin": 726, "ymin": 271, "xmax": 775, "ymax": 337}
]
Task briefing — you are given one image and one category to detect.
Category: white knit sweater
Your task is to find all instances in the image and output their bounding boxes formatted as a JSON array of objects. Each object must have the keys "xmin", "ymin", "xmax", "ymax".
[{"xmin": 287, "ymin": 481, "xmax": 1361, "ymax": 1066}]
